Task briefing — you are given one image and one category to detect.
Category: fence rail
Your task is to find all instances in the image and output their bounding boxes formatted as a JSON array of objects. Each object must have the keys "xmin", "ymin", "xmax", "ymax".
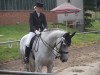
[
  {"xmin": 0, "ymin": 40, "xmax": 20, "ymax": 45},
  {"xmin": 0, "ymin": 30, "xmax": 100, "ymax": 47},
  {"xmin": 0, "ymin": 40, "xmax": 20, "ymax": 48},
  {"xmin": 0, "ymin": 70, "xmax": 53, "ymax": 75}
]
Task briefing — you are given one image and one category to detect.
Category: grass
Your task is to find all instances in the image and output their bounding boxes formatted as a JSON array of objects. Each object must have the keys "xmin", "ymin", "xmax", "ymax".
[
  {"xmin": 72, "ymin": 33, "xmax": 100, "ymax": 47},
  {"xmin": 0, "ymin": 24, "xmax": 29, "ymax": 63},
  {"xmin": 0, "ymin": 21, "xmax": 100, "ymax": 63},
  {"xmin": 86, "ymin": 20, "xmax": 100, "ymax": 31},
  {"xmin": 91, "ymin": 20, "xmax": 100, "ymax": 30},
  {"xmin": 0, "ymin": 44, "xmax": 19, "ymax": 63},
  {"xmin": 0, "ymin": 24, "xmax": 29, "ymax": 42},
  {"xmin": 72, "ymin": 20, "xmax": 100, "ymax": 47}
]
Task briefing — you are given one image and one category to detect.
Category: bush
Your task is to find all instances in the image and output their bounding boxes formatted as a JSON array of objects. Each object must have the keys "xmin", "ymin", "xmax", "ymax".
[{"xmin": 84, "ymin": 13, "xmax": 95, "ymax": 28}]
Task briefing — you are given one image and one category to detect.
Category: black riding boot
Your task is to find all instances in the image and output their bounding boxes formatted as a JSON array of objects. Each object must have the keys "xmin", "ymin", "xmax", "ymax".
[{"xmin": 24, "ymin": 46, "xmax": 30, "ymax": 63}]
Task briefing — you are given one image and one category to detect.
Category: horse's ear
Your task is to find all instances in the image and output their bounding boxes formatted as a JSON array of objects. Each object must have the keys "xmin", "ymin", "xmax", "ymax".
[{"xmin": 70, "ymin": 32, "xmax": 76, "ymax": 38}]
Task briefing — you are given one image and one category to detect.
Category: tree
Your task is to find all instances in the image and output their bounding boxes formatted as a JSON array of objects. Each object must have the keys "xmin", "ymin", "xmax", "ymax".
[
  {"xmin": 84, "ymin": 0, "xmax": 96, "ymax": 11},
  {"xmin": 84, "ymin": 0, "xmax": 96, "ymax": 28},
  {"xmin": 97, "ymin": 0, "xmax": 100, "ymax": 8}
]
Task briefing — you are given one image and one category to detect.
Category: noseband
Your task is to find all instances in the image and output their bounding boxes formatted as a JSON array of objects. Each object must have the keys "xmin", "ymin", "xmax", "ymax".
[{"xmin": 55, "ymin": 39, "xmax": 69, "ymax": 59}]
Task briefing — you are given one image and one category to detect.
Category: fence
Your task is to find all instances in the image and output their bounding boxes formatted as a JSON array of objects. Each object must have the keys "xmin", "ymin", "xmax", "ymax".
[
  {"xmin": 0, "ymin": 30, "xmax": 100, "ymax": 46},
  {"xmin": 0, "ymin": 70, "xmax": 53, "ymax": 75},
  {"xmin": 0, "ymin": 40, "xmax": 53, "ymax": 75},
  {"xmin": 0, "ymin": 40, "xmax": 20, "ymax": 48}
]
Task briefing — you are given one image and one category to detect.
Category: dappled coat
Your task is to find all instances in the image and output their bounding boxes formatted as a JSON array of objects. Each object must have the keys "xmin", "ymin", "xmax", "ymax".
[{"xmin": 29, "ymin": 11, "xmax": 47, "ymax": 32}]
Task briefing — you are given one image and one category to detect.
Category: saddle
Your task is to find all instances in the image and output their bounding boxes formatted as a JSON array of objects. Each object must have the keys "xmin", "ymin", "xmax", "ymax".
[
  {"xmin": 29, "ymin": 35, "xmax": 36, "ymax": 50},
  {"xmin": 29, "ymin": 34, "xmax": 40, "ymax": 59}
]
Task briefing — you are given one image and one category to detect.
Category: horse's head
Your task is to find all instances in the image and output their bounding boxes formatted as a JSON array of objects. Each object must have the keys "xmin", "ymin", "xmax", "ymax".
[{"xmin": 55, "ymin": 32, "xmax": 76, "ymax": 62}]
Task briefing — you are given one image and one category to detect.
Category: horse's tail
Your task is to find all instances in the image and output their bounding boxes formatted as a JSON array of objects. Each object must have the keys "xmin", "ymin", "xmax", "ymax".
[{"xmin": 19, "ymin": 34, "xmax": 28, "ymax": 59}]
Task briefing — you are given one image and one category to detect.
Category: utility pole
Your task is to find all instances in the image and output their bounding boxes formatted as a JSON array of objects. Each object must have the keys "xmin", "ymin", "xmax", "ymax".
[{"xmin": 95, "ymin": 0, "xmax": 97, "ymax": 19}]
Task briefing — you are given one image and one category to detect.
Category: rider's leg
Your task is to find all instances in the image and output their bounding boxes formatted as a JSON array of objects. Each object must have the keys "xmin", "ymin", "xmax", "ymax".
[
  {"xmin": 24, "ymin": 32, "xmax": 35, "ymax": 63},
  {"xmin": 24, "ymin": 46, "xmax": 30, "ymax": 63}
]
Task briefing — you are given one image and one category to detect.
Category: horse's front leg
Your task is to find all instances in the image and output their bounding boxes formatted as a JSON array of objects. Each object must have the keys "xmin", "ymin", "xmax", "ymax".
[
  {"xmin": 47, "ymin": 63, "xmax": 54, "ymax": 73},
  {"xmin": 35, "ymin": 62, "xmax": 42, "ymax": 72}
]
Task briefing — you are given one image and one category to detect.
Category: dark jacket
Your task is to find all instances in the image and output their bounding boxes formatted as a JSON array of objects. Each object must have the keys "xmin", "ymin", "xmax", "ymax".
[{"xmin": 29, "ymin": 11, "xmax": 47, "ymax": 32}]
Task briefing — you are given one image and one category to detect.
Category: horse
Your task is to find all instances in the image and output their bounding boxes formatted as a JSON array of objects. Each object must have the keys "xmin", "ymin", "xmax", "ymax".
[{"xmin": 19, "ymin": 29, "xmax": 76, "ymax": 73}]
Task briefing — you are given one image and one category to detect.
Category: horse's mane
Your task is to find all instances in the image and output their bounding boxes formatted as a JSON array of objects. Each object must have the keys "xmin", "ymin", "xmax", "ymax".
[
  {"xmin": 42, "ymin": 28, "xmax": 67, "ymax": 38},
  {"xmin": 44, "ymin": 28, "xmax": 66, "ymax": 32}
]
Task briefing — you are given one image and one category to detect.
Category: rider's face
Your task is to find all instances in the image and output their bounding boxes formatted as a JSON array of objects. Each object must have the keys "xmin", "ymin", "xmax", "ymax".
[{"xmin": 35, "ymin": 7, "xmax": 43, "ymax": 13}]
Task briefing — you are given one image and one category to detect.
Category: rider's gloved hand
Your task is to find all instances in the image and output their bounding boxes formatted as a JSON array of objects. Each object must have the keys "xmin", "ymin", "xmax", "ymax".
[
  {"xmin": 43, "ymin": 28, "xmax": 47, "ymax": 31},
  {"xmin": 35, "ymin": 30, "xmax": 40, "ymax": 35}
]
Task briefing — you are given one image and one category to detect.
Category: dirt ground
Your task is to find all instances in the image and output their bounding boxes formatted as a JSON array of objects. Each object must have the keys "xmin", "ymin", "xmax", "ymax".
[{"xmin": 0, "ymin": 42, "xmax": 100, "ymax": 75}]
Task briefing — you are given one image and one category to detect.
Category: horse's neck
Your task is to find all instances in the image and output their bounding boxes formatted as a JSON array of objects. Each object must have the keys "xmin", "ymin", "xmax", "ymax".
[
  {"xmin": 44, "ymin": 30, "xmax": 65, "ymax": 47},
  {"xmin": 50, "ymin": 30, "xmax": 64, "ymax": 38}
]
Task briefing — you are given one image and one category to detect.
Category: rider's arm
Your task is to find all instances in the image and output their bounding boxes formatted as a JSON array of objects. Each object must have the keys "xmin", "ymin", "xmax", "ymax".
[
  {"xmin": 42, "ymin": 13, "xmax": 48, "ymax": 29},
  {"xmin": 29, "ymin": 13, "xmax": 36, "ymax": 32}
]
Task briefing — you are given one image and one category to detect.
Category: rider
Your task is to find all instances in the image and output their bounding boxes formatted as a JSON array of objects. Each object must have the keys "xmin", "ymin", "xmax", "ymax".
[{"xmin": 24, "ymin": 2, "xmax": 47, "ymax": 63}]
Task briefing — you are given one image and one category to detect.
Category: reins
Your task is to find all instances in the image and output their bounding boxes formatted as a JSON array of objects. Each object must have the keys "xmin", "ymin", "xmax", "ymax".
[
  {"xmin": 33, "ymin": 32, "xmax": 69, "ymax": 58},
  {"xmin": 39, "ymin": 34, "xmax": 68, "ymax": 57},
  {"xmin": 40, "ymin": 36, "xmax": 62, "ymax": 57}
]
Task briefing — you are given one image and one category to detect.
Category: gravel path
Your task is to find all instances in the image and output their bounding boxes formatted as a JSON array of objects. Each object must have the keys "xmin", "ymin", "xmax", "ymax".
[{"xmin": 0, "ymin": 42, "xmax": 100, "ymax": 74}]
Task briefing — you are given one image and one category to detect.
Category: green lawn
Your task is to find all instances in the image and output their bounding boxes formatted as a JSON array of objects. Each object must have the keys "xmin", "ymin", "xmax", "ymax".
[
  {"xmin": 0, "ymin": 24, "xmax": 29, "ymax": 42},
  {"xmin": 0, "ymin": 24, "xmax": 29, "ymax": 62},
  {"xmin": 72, "ymin": 20, "xmax": 100, "ymax": 47},
  {"xmin": 92, "ymin": 20, "xmax": 100, "ymax": 30},
  {"xmin": 0, "ymin": 22, "xmax": 100, "ymax": 63},
  {"xmin": 0, "ymin": 44, "xmax": 19, "ymax": 62},
  {"xmin": 86, "ymin": 20, "xmax": 100, "ymax": 31},
  {"xmin": 72, "ymin": 33, "xmax": 100, "ymax": 47}
]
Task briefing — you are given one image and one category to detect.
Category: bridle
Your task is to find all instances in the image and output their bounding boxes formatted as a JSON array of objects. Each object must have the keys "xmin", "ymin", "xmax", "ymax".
[
  {"xmin": 58, "ymin": 41, "xmax": 69, "ymax": 54},
  {"xmin": 31, "ymin": 31, "xmax": 75, "ymax": 60},
  {"xmin": 39, "ymin": 35, "xmax": 69, "ymax": 58}
]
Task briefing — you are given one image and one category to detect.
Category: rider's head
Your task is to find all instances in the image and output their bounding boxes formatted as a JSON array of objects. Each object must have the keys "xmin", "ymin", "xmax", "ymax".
[{"xmin": 34, "ymin": 2, "xmax": 44, "ymax": 13}]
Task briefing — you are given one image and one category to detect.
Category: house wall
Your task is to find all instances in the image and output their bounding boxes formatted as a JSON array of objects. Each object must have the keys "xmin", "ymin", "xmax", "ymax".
[{"xmin": 0, "ymin": 11, "xmax": 57, "ymax": 25}]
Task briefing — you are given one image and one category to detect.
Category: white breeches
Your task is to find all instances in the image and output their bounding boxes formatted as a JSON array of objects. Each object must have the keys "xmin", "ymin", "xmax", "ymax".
[{"xmin": 25, "ymin": 32, "xmax": 35, "ymax": 47}]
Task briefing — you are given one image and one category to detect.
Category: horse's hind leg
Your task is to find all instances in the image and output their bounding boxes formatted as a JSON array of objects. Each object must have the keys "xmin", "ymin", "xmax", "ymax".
[
  {"xmin": 28, "ymin": 57, "xmax": 35, "ymax": 72},
  {"xmin": 23, "ymin": 53, "xmax": 35, "ymax": 72},
  {"xmin": 27, "ymin": 53, "xmax": 35, "ymax": 72},
  {"xmin": 24, "ymin": 63, "xmax": 30, "ymax": 71},
  {"xmin": 47, "ymin": 63, "xmax": 54, "ymax": 73},
  {"xmin": 19, "ymin": 54, "xmax": 29, "ymax": 71}
]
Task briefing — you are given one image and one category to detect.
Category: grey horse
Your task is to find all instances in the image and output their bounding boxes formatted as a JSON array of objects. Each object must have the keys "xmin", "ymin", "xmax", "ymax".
[{"xmin": 20, "ymin": 29, "xmax": 76, "ymax": 73}]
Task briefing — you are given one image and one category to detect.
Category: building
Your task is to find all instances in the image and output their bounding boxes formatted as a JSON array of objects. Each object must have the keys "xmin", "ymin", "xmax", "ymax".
[
  {"xmin": 0, "ymin": 0, "xmax": 57, "ymax": 25},
  {"xmin": 0, "ymin": 0, "xmax": 84, "ymax": 26}
]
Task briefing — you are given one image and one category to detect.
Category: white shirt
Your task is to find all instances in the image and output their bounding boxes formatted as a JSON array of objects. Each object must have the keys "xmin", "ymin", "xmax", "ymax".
[{"xmin": 37, "ymin": 12, "xmax": 40, "ymax": 17}]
